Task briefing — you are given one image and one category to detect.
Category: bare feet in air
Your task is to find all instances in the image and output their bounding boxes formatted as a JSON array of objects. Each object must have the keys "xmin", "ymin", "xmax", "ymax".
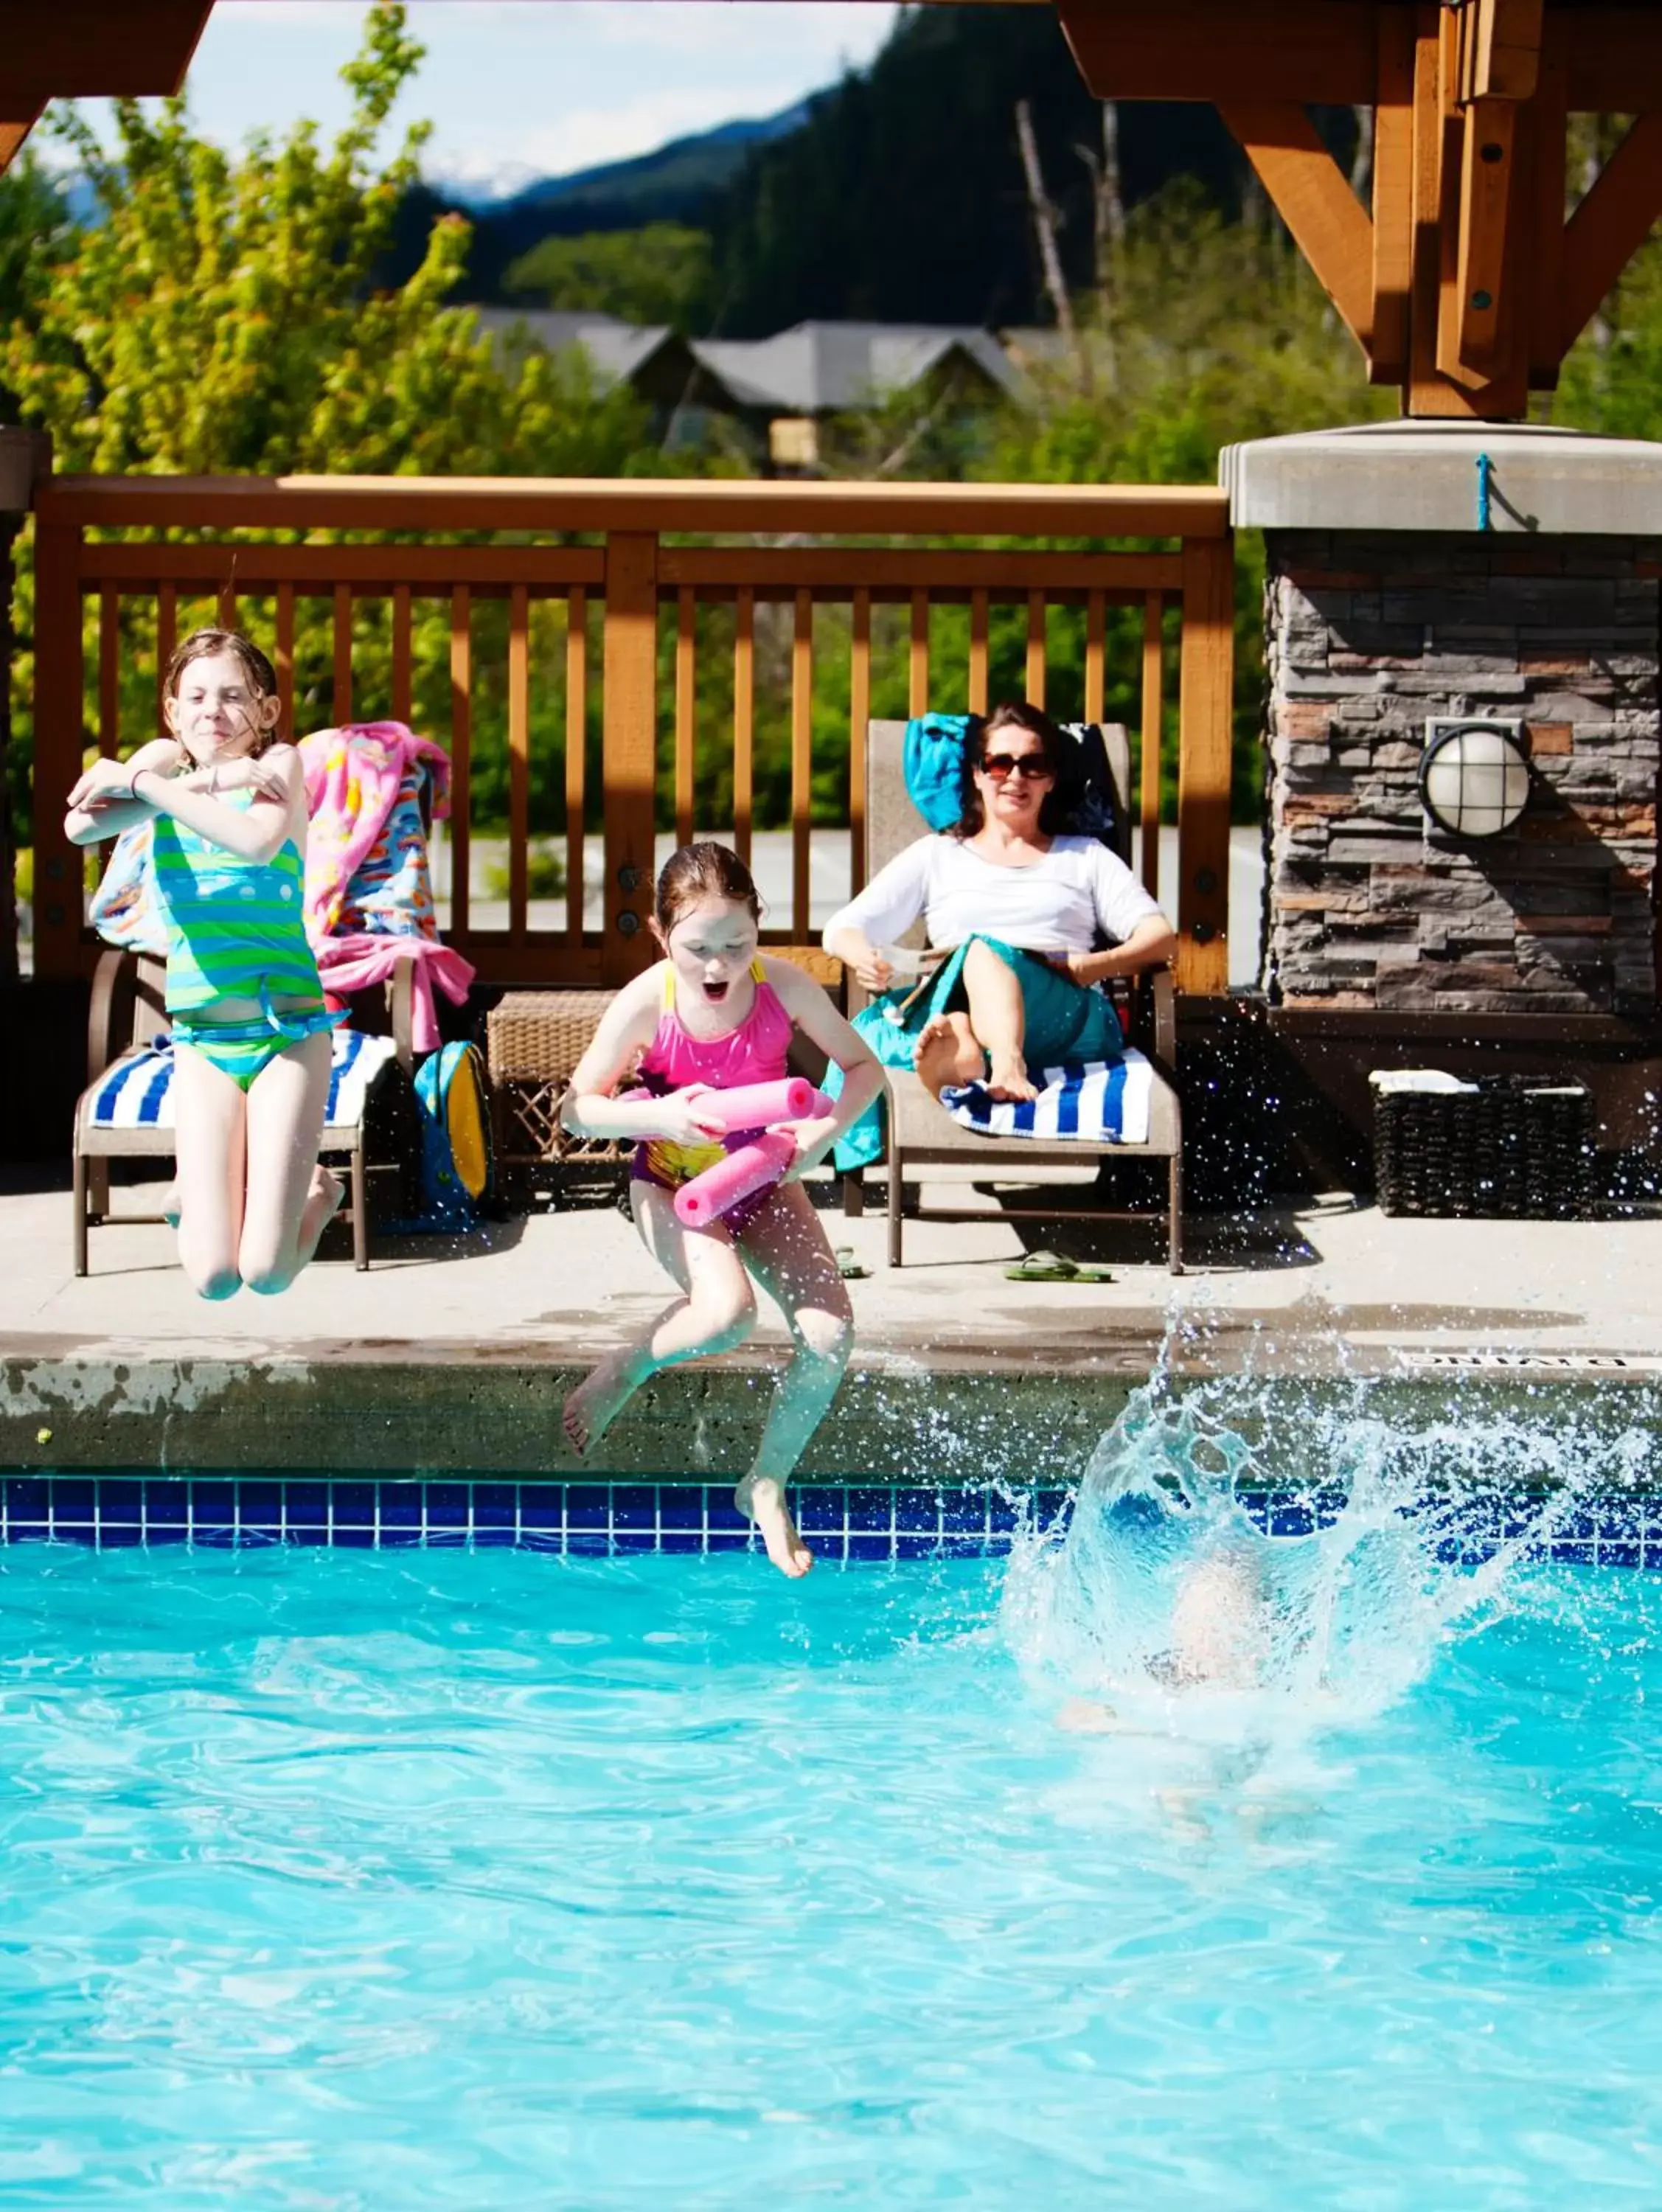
[
  {"xmin": 160, "ymin": 1180, "xmax": 181, "ymax": 1228},
  {"xmin": 987, "ymin": 1054, "xmax": 1038, "ymax": 1103},
  {"xmin": 736, "ymin": 1474, "xmax": 813, "ymax": 1578},
  {"xmin": 295, "ymin": 1166, "xmax": 346, "ymax": 1269},
  {"xmin": 562, "ymin": 1350, "xmax": 637, "ymax": 1460}
]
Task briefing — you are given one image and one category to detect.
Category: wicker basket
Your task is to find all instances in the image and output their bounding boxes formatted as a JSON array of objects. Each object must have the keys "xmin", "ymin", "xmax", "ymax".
[
  {"xmin": 484, "ymin": 990, "xmax": 629, "ymax": 1195},
  {"xmin": 1371, "ymin": 1071, "xmax": 1596, "ymax": 1219}
]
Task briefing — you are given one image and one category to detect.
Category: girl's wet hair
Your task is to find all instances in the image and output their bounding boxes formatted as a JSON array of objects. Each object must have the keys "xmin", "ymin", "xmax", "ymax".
[
  {"xmin": 656, "ymin": 841, "xmax": 763, "ymax": 933},
  {"xmin": 952, "ymin": 700, "xmax": 1083, "ymax": 838},
  {"xmin": 164, "ymin": 629, "xmax": 281, "ymax": 748}
]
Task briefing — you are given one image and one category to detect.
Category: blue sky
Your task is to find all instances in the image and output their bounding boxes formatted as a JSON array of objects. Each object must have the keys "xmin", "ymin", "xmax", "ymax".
[{"xmin": 66, "ymin": 0, "xmax": 898, "ymax": 202}]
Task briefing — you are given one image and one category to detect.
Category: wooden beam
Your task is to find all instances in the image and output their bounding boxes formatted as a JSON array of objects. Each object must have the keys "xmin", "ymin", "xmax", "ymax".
[
  {"xmin": 1370, "ymin": 8, "xmax": 1416, "ymax": 385},
  {"xmin": 1057, "ymin": 0, "xmax": 1377, "ymax": 106},
  {"xmin": 1176, "ymin": 538, "xmax": 1234, "ymax": 998},
  {"xmin": 38, "ymin": 472, "xmax": 1233, "ymax": 541},
  {"xmin": 1561, "ymin": 111, "xmax": 1662, "ymax": 356},
  {"xmin": 1217, "ymin": 102, "xmax": 1375, "ymax": 350},
  {"xmin": 1470, "ymin": 0, "xmax": 1543, "ymax": 102},
  {"xmin": 0, "ymin": 111, "xmax": 41, "ymax": 177},
  {"xmin": 1410, "ymin": 13, "xmax": 1473, "ymax": 414},
  {"xmin": 1524, "ymin": 20, "xmax": 1569, "ymax": 389},
  {"xmin": 0, "ymin": 0, "xmax": 212, "ymax": 103},
  {"xmin": 599, "ymin": 532, "xmax": 660, "ymax": 987},
  {"xmin": 1447, "ymin": 98, "xmax": 1517, "ymax": 375}
]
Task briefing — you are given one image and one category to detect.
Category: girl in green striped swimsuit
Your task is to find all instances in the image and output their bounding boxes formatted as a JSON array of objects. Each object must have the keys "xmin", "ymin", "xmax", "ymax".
[{"xmin": 66, "ymin": 629, "xmax": 342, "ymax": 1300}]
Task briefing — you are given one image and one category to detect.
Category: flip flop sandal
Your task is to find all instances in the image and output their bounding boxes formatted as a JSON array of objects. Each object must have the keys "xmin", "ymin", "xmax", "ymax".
[
  {"xmin": 1004, "ymin": 1251, "xmax": 1115, "ymax": 1284},
  {"xmin": 835, "ymin": 1246, "xmax": 871, "ymax": 1279}
]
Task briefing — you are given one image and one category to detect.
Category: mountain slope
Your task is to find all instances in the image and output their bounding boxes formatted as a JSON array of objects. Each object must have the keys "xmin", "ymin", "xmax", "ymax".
[{"xmin": 706, "ymin": 7, "xmax": 1248, "ymax": 334}]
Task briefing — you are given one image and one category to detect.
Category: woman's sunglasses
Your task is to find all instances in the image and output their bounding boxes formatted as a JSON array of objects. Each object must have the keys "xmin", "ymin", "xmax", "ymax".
[{"xmin": 979, "ymin": 752, "xmax": 1055, "ymax": 783}]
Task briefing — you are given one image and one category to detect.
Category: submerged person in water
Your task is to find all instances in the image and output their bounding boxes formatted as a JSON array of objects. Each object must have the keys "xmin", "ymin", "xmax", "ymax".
[{"xmin": 1056, "ymin": 1545, "xmax": 1272, "ymax": 1732}]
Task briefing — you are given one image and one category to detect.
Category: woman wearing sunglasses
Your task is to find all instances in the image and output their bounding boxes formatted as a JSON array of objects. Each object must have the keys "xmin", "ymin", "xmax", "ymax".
[{"xmin": 823, "ymin": 701, "xmax": 1175, "ymax": 1103}]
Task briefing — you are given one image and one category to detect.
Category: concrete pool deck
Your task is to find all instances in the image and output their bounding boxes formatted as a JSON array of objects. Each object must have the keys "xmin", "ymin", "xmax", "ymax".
[{"xmin": 2, "ymin": 1166, "xmax": 1659, "ymax": 1482}]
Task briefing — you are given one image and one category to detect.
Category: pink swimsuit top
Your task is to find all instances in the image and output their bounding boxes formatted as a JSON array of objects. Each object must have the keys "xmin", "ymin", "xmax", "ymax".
[{"xmin": 636, "ymin": 959, "xmax": 795, "ymax": 1185}]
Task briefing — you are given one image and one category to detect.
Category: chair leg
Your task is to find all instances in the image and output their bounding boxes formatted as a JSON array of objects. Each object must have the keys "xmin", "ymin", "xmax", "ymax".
[
  {"xmin": 350, "ymin": 1151, "xmax": 369, "ymax": 1270},
  {"xmin": 89, "ymin": 1158, "xmax": 110, "ymax": 1220},
  {"xmin": 843, "ymin": 1173, "xmax": 866, "ymax": 1219},
  {"xmin": 888, "ymin": 1155, "xmax": 904, "ymax": 1267},
  {"xmin": 1168, "ymin": 1150, "xmax": 1184, "ymax": 1276},
  {"xmin": 73, "ymin": 1150, "xmax": 89, "ymax": 1277}
]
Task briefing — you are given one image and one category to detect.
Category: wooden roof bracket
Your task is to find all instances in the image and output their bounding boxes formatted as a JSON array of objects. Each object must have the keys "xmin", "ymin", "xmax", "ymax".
[
  {"xmin": 1216, "ymin": 102, "xmax": 1375, "ymax": 352},
  {"xmin": 0, "ymin": 110, "xmax": 44, "ymax": 179},
  {"xmin": 0, "ymin": 0, "xmax": 214, "ymax": 177},
  {"xmin": 1560, "ymin": 111, "xmax": 1662, "ymax": 358}
]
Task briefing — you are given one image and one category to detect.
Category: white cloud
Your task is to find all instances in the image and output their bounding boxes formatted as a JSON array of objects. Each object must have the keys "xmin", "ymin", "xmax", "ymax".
[
  {"xmin": 44, "ymin": 3, "xmax": 903, "ymax": 205},
  {"xmin": 568, "ymin": 0, "xmax": 893, "ymax": 61}
]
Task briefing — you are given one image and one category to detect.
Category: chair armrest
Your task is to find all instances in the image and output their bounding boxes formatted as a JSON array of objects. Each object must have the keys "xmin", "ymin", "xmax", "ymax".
[
  {"xmin": 1151, "ymin": 968, "xmax": 1176, "ymax": 1065},
  {"xmin": 388, "ymin": 959, "xmax": 415, "ymax": 1073},
  {"xmin": 86, "ymin": 948, "xmax": 133, "ymax": 1084}
]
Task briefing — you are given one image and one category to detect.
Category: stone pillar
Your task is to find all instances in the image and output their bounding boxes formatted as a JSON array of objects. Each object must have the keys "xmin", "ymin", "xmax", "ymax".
[{"xmin": 1223, "ymin": 425, "xmax": 1662, "ymax": 1020}]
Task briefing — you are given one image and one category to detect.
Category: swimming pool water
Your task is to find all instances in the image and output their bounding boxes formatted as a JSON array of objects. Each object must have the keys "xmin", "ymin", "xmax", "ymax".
[{"xmin": 1, "ymin": 1545, "xmax": 1660, "ymax": 2209}]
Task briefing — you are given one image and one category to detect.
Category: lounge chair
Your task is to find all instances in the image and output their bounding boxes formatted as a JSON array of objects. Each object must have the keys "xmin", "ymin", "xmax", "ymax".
[
  {"xmin": 845, "ymin": 718, "xmax": 1183, "ymax": 1272},
  {"xmin": 72, "ymin": 951, "xmax": 411, "ymax": 1275}
]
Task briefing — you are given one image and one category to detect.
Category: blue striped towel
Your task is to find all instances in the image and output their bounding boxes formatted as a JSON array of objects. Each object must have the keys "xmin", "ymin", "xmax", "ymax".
[
  {"xmin": 86, "ymin": 1028, "xmax": 400, "ymax": 1134},
  {"xmin": 939, "ymin": 1052, "xmax": 1153, "ymax": 1144}
]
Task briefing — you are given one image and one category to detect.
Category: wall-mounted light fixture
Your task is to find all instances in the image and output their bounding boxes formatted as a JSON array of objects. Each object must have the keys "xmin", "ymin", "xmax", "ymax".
[{"xmin": 1420, "ymin": 717, "xmax": 1531, "ymax": 838}]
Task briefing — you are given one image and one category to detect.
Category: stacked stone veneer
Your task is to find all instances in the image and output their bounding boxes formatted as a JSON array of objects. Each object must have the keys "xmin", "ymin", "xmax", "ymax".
[{"xmin": 1265, "ymin": 530, "xmax": 1660, "ymax": 1015}]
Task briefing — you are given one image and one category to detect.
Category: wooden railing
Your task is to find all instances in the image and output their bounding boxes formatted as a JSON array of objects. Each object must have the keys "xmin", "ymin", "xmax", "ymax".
[{"xmin": 28, "ymin": 472, "xmax": 1234, "ymax": 992}]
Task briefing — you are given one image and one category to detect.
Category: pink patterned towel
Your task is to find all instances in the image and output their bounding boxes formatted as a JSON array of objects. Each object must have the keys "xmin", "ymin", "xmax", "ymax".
[{"xmin": 299, "ymin": 723, "xmax": 474, "ymax": 1055}]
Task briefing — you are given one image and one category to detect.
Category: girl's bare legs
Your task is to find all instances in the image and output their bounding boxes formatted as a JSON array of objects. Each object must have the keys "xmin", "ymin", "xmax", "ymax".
[
  {"xmin": 563, "ymin": 1184, "xmax": 757, "ymax": 1456},
  {"xmin": 915, "ymin": 940, "xmax": 1037, "ymax": 1103},
  {"xmin": 731, "ymin": 1180, "xmax": 855, "ymax": 1577},
  {"xmin": 170, "ymin": 1046, "xmax": 249, "ymax": 1301},
  {"xmin": 238, "ymin": 1031, "xmax": 338, "ymax": 1295}
]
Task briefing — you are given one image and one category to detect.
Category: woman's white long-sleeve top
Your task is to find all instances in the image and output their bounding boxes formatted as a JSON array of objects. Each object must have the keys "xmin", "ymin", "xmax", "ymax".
[{"xmin": 821, "ymin": 833, "xmax": 1164, "ymax": 956}]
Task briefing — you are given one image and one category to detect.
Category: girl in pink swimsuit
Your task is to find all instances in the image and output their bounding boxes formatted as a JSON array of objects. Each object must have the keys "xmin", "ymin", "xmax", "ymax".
[{"xmin": 559, "ymin": 843, "xmax": 886, "ymax": 1578}]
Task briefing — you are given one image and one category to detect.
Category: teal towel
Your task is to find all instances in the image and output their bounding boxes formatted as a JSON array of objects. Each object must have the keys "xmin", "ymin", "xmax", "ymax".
[
  {"xmin": 824, "ymin": 936, "xmax": 1124, "ymax": 1171},
  {"xmin": 903, "ymin": 714, "xmax": 974, "ymax": 831}
]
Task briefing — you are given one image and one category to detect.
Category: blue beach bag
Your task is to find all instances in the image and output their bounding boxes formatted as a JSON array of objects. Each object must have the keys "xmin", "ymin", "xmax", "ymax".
[{"xmin": 394, "ymin": 1040, "xmax": 493, "ymax": 1230}]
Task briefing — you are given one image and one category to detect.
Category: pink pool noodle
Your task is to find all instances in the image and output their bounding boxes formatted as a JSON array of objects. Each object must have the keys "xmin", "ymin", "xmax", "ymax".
[
  {"xmin": 695, "ymin": 1077, "xmax": 827, "ymax": 1133},
  {"xmin": 675, "ymin": 1130, "xmax": 799, "ymax": 1227}
]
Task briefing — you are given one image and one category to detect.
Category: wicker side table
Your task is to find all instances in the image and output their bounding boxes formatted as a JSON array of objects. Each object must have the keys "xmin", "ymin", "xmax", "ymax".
[
  {"xmin": 1370, "ymin": 1070, "xmax": 1596, "ymax": 1218},
  {"xmin": 485, "ymin": 990, "xmax": 628, "ymax": 1200}
]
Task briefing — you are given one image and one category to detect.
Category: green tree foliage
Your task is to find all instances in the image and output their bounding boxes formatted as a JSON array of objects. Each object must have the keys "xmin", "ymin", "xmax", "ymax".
[
  {"xmin": 1, "ymin": 2, "xmax": 658, "ymax": 852},
  {"xmin": 504, "ymin": 223, "xmax": 715, "ymax": 330},
  {"xmin": 0, "ymin": 156, "xmax": 73, "ymax": 420},
  {"xmin": 1, "ymin": 6, "xmax": 647, "ymax": 477}
]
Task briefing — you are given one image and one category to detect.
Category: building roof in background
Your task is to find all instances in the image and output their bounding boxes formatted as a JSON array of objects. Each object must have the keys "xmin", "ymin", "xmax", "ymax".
[
  {"xmin": 689, "ymin": 321, "xmax": 1023, "ymax": 414},
  {"xmin": 470, "ymin": 310, "xmax": 1029, "ymax": 416},
  {"xmin": 470, "ymin": 308, "xmax": 684, "ymax": 391}
]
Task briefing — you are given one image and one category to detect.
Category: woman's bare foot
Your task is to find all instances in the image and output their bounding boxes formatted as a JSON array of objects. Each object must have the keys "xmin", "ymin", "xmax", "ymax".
[
  {"xmin": 987, "ymin": 1054, "xmax": 1038, "ymax": 1103},
  {"xmin": 914, "ymin": 1013, "xmax": 986, "ymax": 1100},
  {"xmin": 562, "ymin": 1349, "xmax": 640, "ymax": 1459},
  {"xmin": 295, "ymin": 1166, "xmax": 346, "ymax": 1270},
  {"xmin": 734, "ymin": 1474, "xmax": 813, "ymax": 1578},
  {"xmin": 159, "ymin": 1180, "xmax": 181, "ymax": 1228}
]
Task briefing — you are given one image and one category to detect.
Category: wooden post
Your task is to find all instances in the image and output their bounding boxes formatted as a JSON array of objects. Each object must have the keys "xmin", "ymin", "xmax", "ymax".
[
  {"xmin": 1176, "ymin": 536, "xmax": 1234, "ymax": 996},
  {"xmin": 32, "ymin": 514, "xmax": 85, "ymax": 981},
  {"xmin": 602, "ymin": 531, "xmax": 660, "ymax": 985},
  {"xmin": 0, "ymin": 511, "xmax": 20, "ymax": 981}
]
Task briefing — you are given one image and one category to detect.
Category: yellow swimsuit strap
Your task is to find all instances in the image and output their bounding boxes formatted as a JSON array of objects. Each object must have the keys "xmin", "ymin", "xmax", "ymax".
[{"xmin": 663, "ymin": 955, "xmax": 766, "ymax": 1012}]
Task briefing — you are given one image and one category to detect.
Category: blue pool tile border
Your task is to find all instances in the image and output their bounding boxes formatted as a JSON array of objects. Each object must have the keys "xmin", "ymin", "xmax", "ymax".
[
  {"xmin": 0, "ymin": 1477, "xmax": 1075, "ymax": 1559},
  {"xmin": 3, "ymin": 1477, "xmax": 1661, "ymax": 1567}
]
